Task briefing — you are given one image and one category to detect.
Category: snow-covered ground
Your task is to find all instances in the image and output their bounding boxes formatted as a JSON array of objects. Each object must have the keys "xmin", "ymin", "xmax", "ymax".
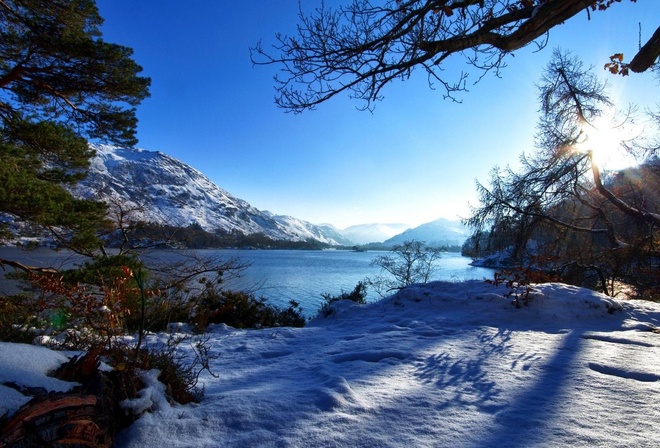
[{"xmin": 3, "ymin": 280, "xmax": 660, "ymax": 447}]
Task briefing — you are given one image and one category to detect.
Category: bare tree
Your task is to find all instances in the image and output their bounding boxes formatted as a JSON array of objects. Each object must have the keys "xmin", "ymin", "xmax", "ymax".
[
  {"xmin": 467, "ymin": 49, "xmax": 659, "ymax": 296},
  {"xmin": 370, "ymin": 240, "xmax": 443, "ymax": 295},
  {"xmin": 252, "ymin": 0, "xmax": 657, "ymax": 112}
]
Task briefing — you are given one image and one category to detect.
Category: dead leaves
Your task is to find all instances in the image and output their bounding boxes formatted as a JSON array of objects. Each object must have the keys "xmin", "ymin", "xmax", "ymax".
[{"xmin": 604, "ymin": 53, "xmax": 630, "ymax": 76}]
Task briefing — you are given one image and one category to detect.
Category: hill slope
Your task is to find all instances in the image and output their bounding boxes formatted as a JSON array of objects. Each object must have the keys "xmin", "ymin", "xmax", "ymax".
[
  {"xmin": 5, "ymin": 281, "xmax": 660, "ymax": 447},
  {"xmin": 70, "ymin": 145, "xmax": 351, "ymax": 245}
]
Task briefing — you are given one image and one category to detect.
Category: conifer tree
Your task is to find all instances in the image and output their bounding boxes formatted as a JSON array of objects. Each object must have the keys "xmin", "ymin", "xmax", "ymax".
[{"xmin": 0, "ymin": 0, "xmax": 150, "ymax": 252}]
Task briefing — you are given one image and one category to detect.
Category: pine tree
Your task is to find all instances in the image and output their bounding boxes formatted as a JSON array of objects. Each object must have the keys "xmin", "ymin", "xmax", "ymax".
[{"xmin": 0, "ymin": 0, "xmax": 150, "ymax": 251}]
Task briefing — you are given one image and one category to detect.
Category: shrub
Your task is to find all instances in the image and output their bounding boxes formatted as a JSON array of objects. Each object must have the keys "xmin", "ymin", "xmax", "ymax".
[
  {"xmin": 7, "ymin": 266, "xmax": 213, "ymax": 406},
  {"xmin": 487, "ymin": 264, "xmax": 558, "ymax": 308},
  {"xmin": 0, "ymin": 293, "xmax": 42, "ymax": 343},
  {"xmin": 110, "ymin": 334, "xmax": 217, "ymax": 406},
  {"xmin": 193, "ymin": 287, "xmax": 305, "ymax": 330},
  {"xmin": 21, "ymin": 264, "xmax": 195, "ymax": 346},
  {"xmin": 2, "ymin": 254, "xmax": 305, "ymax": 419},
  {"xmin": 369, "ymin": 240, "xmax": 442, "ymax": 296},
  {"xmin": 26, "ymin": 266, "xmax": 152, "ymax": 350},
  {"xmin": 318, "ymin": 281, "xmax": 368, "ymax": 317}
]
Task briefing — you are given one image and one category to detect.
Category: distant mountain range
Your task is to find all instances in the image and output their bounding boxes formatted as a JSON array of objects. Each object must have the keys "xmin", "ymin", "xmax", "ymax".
[
  {"xmin": 340, "ymin": 223, "xmax": 412, "ymax": 245},
  {"xmin": 342, "ymin": 220, "xmax": 468, "ymax": 248},
  {"xmin": 68, "ymin": 145, "xmax": 468, "ymax": 248},
  {"xmin": 382, "ymin": 218, "xmax": 468, "ymax": 247}
]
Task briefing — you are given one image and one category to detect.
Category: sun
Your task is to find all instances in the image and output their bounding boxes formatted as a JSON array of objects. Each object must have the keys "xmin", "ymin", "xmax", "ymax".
[{"xmin": 578, "ymin": 114, "xmax": 638, "ymax": 171}]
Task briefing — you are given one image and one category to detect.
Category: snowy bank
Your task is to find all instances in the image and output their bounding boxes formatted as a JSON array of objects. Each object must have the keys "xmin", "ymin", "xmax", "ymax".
[
  {"xmin": 0, "ymin": 344, "xmax": 78, "ymax": 416},
  {"xmin": 2, "ymin": 280, "xmax": 660, "ymax": 447}
]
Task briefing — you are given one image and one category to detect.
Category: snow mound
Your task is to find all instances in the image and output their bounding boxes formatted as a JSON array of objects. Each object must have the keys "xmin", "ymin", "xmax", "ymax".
[
  {"xmin": 0, "ymin": 343, "xmax": 77, "ymax": 416},
  {"xmin": 121, "ymin": 369, "xmax": 172, "ymax": 416}
]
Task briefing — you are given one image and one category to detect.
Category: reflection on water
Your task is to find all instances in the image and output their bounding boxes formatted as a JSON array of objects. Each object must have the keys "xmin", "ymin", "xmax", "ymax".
[{"xmin": 0, "ymin": 247, "xmax": 494, "ymax": 317}]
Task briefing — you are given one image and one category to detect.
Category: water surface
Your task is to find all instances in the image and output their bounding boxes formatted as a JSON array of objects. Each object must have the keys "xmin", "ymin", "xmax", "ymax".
[{"xmin": 0, "ymin": 247, "xmax": 495, "ymax": 317}]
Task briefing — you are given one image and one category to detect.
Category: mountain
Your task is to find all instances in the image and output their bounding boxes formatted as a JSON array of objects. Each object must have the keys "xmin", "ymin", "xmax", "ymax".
[
  {"xmin": 382, "ymin": 217, "xmax": 468, "ymax": 248},
  {"xmin": 70, "ymin": 145, "xmax": 350, "ymax": 245},
  {"xmin": 261, "ymin": 213, "xmax": 353, "ymax": 246},
  {"xmin": 340, "ymin": 223, "xmax": 412, "ymax": 245}
]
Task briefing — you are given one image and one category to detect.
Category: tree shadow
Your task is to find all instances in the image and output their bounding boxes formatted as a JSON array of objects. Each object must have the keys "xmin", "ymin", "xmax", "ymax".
[
  {"xmin": 316, "ymin": 311, "xmax": 590, "ymax": 447},
  {"xmin": 476, "ymin": 329, "xmax": 585, "ymax": 447},
  {"xmin": 413, "ymin": 327, "xmax": 514, "ymax": 415}
]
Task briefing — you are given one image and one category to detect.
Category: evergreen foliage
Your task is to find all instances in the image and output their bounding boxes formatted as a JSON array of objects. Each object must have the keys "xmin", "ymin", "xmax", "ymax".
[
  {"xmin": 0, "ymin": 0, "xmax": 150, "ymax": 252},
  {"xmin": 318, "ymin": 281, "xmax": 368, "ymax": 317},
  {"xmin": 193, "ymin": 287, "xmax": 306, "ymax": 329}
]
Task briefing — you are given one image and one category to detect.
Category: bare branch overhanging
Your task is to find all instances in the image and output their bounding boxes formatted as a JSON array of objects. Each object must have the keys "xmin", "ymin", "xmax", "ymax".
[{"xmin": 252, "ymin": 0, "xmax": 657, "ymax": 112}]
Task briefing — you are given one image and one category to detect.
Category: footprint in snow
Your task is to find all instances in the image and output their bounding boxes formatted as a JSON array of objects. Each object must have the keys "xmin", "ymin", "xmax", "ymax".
[
  {"xmin": 588, "ymin": 362, "xmax": 660, "ymax": 382},
  {"xmin": 580, "ymin": 334, "xmax": 655, "ymax": 347},
  {"xmin": 341, "ymin": 334, "xmax": 364, "ymax": 341},
  {"xmin": 331, "ymin": 351, "xmax": 409, "ymax": 364},
  {"xmin": 259, "ymin": 350, "xmax": 294, "ymax": 359}
]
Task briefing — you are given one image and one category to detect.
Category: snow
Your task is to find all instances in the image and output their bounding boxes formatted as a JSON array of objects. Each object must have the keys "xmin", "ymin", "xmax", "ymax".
[
  {"xmin": 72, "ymin": 144, "xmax": 349, "ymax": 245},
  {"xmin": 384, "ymin": 217, "xmax": 468, "ymax": 247},
  {"xmin": 2, "ymin": 280, "xmax": 660, "ymax": 447},
  {"xmin": 0, "ymin": 343, "xmax": 78, "ymax": 416},
  {"xmin": 341, "ymin": 223, "xmax": 412, "ymax": 245},
  {"xmin": 121, "ymin": 369, "xmax": 173, "ymax": 416}
]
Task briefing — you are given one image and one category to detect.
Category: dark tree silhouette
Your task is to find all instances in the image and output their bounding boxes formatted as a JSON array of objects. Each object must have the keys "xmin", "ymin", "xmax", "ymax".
[
  {"xmin": 252, "ymin": 0, "xmax": 657, "ymax": 112},
  {"xmin": 467, "ymin": 50, "xmax": 659, "ymax": 296}
]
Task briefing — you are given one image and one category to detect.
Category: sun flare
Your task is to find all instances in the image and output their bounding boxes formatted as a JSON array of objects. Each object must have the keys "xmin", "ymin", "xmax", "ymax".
[{"xmin": 577, "ymin": 114, "xmax": 638, "ymax": 171}]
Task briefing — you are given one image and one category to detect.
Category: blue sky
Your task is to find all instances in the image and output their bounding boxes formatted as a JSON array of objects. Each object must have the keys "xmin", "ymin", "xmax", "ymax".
[{"xmin": 95, "ymin": 1, "xmax": 659, "ymax": 229}]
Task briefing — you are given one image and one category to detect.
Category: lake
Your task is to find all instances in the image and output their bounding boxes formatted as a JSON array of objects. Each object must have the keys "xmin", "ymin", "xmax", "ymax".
[{"xmin": 0, "ymin": 248, "xmax": 495, "ymax": 317}]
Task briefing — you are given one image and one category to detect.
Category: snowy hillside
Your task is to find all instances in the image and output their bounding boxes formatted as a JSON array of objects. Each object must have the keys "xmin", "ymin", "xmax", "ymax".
[
  {"xmin": 70, "ymin": 145, "xmax": 348, "ymax": 245},
  {"xmin": 383, "ymin": 217, "xmax": 468, "ymax": 247},
  {"xmin": 3, "ymin": 281, "xmax": 660, "ymax": 447},
  {"xmin": 262, "ymin": 212, "xmax": 353, "ymax": 246},
  {"xmin": 341, "ymin": 223, "xmax": 411, "ymax": 244}
]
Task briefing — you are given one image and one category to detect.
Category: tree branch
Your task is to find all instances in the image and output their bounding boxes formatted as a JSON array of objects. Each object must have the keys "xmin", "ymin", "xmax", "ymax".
[
  {"xmin": 0, "ymin": 258, "xmax": 59, "ymax": 274},
  {"xmin": 629, "ymin": 25, "xmax": 660, "ymax": 73},
  {"xmin": 590, "ymin": 156, "xmax": 660, "ymax": 225},
  {"xmin": 254, "ymin": 0, "xmax": 643, "ymax": 111},
  {"xmin": 420, "ymin": 0, "xmax": 595, "ymax": 54}
]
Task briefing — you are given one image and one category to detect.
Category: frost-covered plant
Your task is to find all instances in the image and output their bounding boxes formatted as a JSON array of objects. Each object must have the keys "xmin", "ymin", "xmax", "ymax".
[
  {"xmin": 102, "ymin": 334, "xmax": 217, "ymax": 416},
  {"xmin": 140, "ymin": 333, "xmax": 218, "ymax": 404}
]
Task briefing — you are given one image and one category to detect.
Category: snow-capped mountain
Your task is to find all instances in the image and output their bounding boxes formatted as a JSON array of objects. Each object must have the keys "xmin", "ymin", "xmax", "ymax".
[
  {"xmin": 382, "ymin": 217, "xmax": 468, "ymax": 247},
  {"xmin": 71, "ymin": 145, "xmax": 351, "ymax": 245},
  {"xmin": 340, "ymin": 223, "xmax": 411, "ymax": 245}
]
